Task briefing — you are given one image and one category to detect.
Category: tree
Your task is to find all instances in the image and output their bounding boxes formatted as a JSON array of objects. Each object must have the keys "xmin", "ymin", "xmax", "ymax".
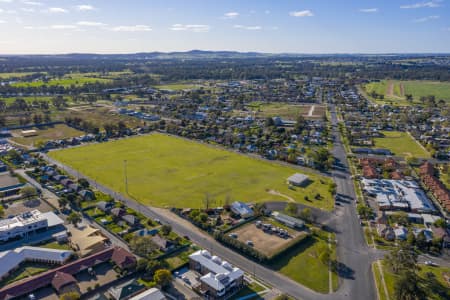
[
  {"xmin": 59, "ymin": 292, "xmax": 80, "ymax": 300},
  {"xmin": 78, "ymin": 178, "xmax": 90, "ymax": 189},
  {"xmin": 386, "ymin": 244, "xmax": 418, "ymax": 274},
  {"xmin": 137, "ymin": 258, "xmax": 149, "ymax": 271},
  {"xmin": 299, "ymin": 208, "xmax": 312, "ymax": 223},
  {"xmin": 161, "ymin": 224, "xmax": 172, "ymax": 235},
  {"xmin": 433, "ymin": 218, "xmax": 446, "ymax": 228},
  {"xmin": 394, "ymin": 270, "xmax": 425, "ymax": 300},
  {"xmin": 58, "ymin": 197, "xmax": 69, "ymax": 209},
  {"xmin": 21, "ymin": 186, "xmax": 37, "ymax": 199},
  {"xmin": 357, "ymin": 204, "xmax": 373, "ymax": 220},
  {"xmin": 130, "ymin": 236, "xmax": 158, "ymax": 257},
  {"xmin": 284, "ymin": 202, "xmax": 298, "ymax": 216},
  {"xmin": 274, "ymin": 295, "xmax": 290, "ymax": 300},
  {"xmin": 67, "ymin": 212, "xmax": 82, "ymax": 227},
  {"xmin": 0, "ymin": 205, "xmax": 4, "ymax": 217},
  {"xmin": 153, "ymin": 269, "xmax": 172, "ymax": 288}
]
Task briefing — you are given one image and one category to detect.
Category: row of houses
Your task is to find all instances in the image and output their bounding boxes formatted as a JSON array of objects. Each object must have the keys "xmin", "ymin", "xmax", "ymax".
[{"xmin": 419, "ymin": 162, "xmax": 450, "ymax": 213}]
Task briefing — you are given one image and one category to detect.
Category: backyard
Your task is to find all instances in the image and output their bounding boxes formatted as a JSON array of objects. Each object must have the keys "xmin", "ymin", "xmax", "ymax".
[
  {"xmin": 48, "ymin": 133, "xmax": 334, "ymax": 209},
  {"xmin": 373, "ymin": 131, "xmax": 430, "ymax": 158}
]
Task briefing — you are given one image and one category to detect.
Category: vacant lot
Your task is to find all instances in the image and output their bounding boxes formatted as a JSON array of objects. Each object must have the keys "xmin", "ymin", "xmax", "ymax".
[
  {"xmin": 49, "ymin": 134, "xmax": 334, "ymax": 209},
  {"xmin": 269, "ymin": 229, "xmax": 338, "ymax": 293},
  {"xmin": 231, "ymin": 219, "xmax": 305, "ymax": 257},
  {"xmin": 10, "ymin": 124, "xmax": 84, "ymax": 147},
  {"xmin": 373, "ymin": 131, "xmax": 430, "ymax": 158},
  {"xmin": 363, "ymin": 80, "xmax": 450, "ymax": 105},
  {"xmin": 247, "ymin": 102, "xmax": 326, "ymax": 120}
]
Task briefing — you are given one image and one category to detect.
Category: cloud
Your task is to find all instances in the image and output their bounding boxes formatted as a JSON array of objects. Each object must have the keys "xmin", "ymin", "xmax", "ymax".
[
  {"xmin": 413, "ymin": 15, "xmax": 440, "ymax": 22},
  {"xmin": 170, "ymin": 24, "xmax": 210, "ymax": 32},
  {"xmin": 77, "ymin": 21, "xmax": 106, "ymax": 27},
  {"xmin": 223, "ymin": 12, "xmax": 239, "ymax": 19},
  {"xmin": 76, "ymin": 4, "xmax": 95, "ymax": 11},
  {"xmin": 360, "ymin": 8, "xmax": 379, "ymax": 13},
  {"xmin": 233, "ymin": 24, "xmax": 262, "ymax": 30},
  {"xmin": 0, "ymin": 20, "xmax": 5, "ymax": 24},
  {"xmin": 111, "ymin": 25, "xmax": 152, "ymax": 32},
  {"xmin": 289, "ymin": 10, "xmax": 314, "ymax": 17},
  {"xmin": 50, "ymin": 24, "xmax": 78, "ymax": 30},
  {"xmin": 46, "ymin": 7, "xmax": 68, "ymax": 13},
  {"xmin": 400, "ymin": 1, "xmax": 442, "ymax": 9},
  {"xmin": 23, "ymin": 1, "xmax": 43, "ymax": 6},
  {"xmin": 21, "ymin": 8, "xmax": 35, "ymax": 12}
]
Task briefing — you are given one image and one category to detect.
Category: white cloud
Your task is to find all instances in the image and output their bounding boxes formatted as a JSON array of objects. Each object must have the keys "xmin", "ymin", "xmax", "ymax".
[
  {"xmin": 50, "ymin": 25, "xmax": 77, "ymax": 30},
  {"xmin": 233, "ymin": 24, "xmax": 262, "ymax": 30},
  {"xmin": 360, "ymin": 8, "xmax": 379, "ymax": 13},
  {"xmin": 111, "ymin": 25, "xmax": 152, "ymax": 32},
  {"xmin": 413, "ymin": 15, "xmax": 440, "ymax": 22},
  {"xmin": 23, "ymin": 1, "xmax": 43, "ymax": 6},
  {"xmin": 76, "ymin": 4, "xmax": 95, "ymax": 11},
  {"xmin": 223, "ymin": 12, "xmax": 239, "ymax": 19},
  {"xmin": 289, "ymin": 10, "xmax": 314, "ymax": 17},
  {"xmin": 46, "ymin": 7, "xmax": 68, "ymax": 13},
  {"xmin": 0, "ymin": 20, "xmax": 6, "ymax": 24},
  {"xmin": 77, "ymin": 21, "xmax": 106, "ymax": 27},
  {"xmin": 265, "ymin": 10, "xmax": 271, "ymax": 14},
  {"xmin": 21, "ymin": 8, "xmax": 35, "ymax": 12},
  {"xmin": 0, "ymin": 0, "xmax": 13, "ymax": 3},
  {"xmin": 170, "ymin": 24, "xmax": 210, "ymax": 32},
  {"xmin": 400, "ymin": 1, "xmax": 442, "ymax": 9}
]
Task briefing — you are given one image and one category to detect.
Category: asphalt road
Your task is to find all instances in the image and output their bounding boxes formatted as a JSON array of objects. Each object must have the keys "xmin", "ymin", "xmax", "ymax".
[{"xmin": 40, "ymin": 113, "xmax": 380, "ymax": 300}]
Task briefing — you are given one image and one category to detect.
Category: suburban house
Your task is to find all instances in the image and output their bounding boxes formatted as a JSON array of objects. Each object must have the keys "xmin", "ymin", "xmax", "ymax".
[
  {"xmin": 128, "ymin": 288, "xmax": 166, "ymax": 300},
  {"xmin": 108, "ymin": 280, "xmax": 145, "ymax": 300},
  {"xmin": 189, "ymin": 250, "xmax": 244, "ymax": 299},
  {"xmin": 68, "ymin": 224, "xmax": 108, "ymax": 257},
  {"xmin": 287, "ymin": 173, "xmax": 309, "ymax": 186},
  {"xmin": 230, "ymin": 202, "xmax": 254, "ymax": 219},
  {"xmin": 151, "ymin": 235, "xmax": 174, "ymax": 252}
]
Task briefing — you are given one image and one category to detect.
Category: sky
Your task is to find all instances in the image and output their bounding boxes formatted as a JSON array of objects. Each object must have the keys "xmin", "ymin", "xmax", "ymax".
[{"xmin": 0, "ymin": 0, "xmax": 449, "ymax": 54}]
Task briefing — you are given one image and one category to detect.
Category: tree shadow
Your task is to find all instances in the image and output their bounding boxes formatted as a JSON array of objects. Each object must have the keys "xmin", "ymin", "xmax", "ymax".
[{"xmin": 332, "ymin": 261, "xmax": 355, "ymax": 280}]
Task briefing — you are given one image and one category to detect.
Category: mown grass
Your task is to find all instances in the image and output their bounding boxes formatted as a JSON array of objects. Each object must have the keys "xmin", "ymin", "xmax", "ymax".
[
  {"xmin": 378, "ymin": 261, "xmax": 450, "ymax": 300},
  {"xmin": 268, "ymin": 229, "xmax": 337, "ymax": 293},
  {"xmin": 373, "ymin": 131, "xmax": 430, "ymax": 158},
  {"xmin": 11, "ymin": 74, "xmax": 112, "ymax": 88},
  {"xmin": 49, "ymin": 133, "xmax": 334, "ymax": 209}
]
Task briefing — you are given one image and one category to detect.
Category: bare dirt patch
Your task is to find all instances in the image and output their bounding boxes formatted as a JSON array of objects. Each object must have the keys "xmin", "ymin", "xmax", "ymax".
[{"xmin": 231, "ymin": 220, "xmax": 306, "ymax": 257}]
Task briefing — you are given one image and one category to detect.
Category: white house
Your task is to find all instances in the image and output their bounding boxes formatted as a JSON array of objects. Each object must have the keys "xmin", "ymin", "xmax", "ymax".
[{"xmin": 230, "ymin": 202, "xmax": 254, "ymax": 219}]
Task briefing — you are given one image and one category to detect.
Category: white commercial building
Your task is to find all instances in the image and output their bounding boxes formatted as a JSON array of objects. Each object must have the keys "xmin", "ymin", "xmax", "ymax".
[
  {"xmin": 189, "ymin": 250, "xmax": 244, "ymax": 298},
  {"xmin": 0, "ymin": 210, "xmax": 64, "ymax": 242},
  {"xmin": 362, "ymin": 179, "xmax": 435, "ymax": 213},
  {"xmin": 287, "ymin": 173, "xmax": 309, "ymax": 186},
  {"xmin": 0, "ymin": 246, "xmax": 73, "ymax": 279}
]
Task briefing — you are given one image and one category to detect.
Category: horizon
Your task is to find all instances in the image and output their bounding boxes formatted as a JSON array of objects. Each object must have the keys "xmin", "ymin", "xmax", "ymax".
[{"xmin": 0, "ymin": 0, "xmax": 449, "ymax": 54}]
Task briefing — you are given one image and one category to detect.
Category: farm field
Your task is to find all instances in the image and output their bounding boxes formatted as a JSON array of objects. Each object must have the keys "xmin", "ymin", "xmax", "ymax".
[
  {"xmin": 247, "ymin": 102, "xmax": 326, "ymax": 120},
  {"xmin": 376, "ymin": 261, "xmax": 450, "ymax": 300},
  {"xmin": 10, "ymin": 124, "xmax": 84, "ymax": 147},
  {"xmin": 49, "ymin": 133, "xmax": 334, "ymax": 209},
  {"xmin": 11, "ymin": 73, "xmax": 112, "ymax": 88},
  {"xmin": 269, "ymin": 229, "xmax": 338, "ymax": 293},
  {"xmin": 363, "ymin": 80, "xmax": 450, "ymax": 105},
  {"xmin": 153, "ymin": 83, "xmax": 202, "ymax": 90},
  {"xmin": 373, "ymin": 131, "xmax": 430, "ymax": 158},
  {"xmin": 0, "ymin": 72, "xmax": 38, "ymax": 79}
]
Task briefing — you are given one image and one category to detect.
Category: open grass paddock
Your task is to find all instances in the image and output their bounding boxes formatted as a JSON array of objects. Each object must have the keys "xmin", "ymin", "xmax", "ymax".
[{"xmin": 49, "ymin": 133, "xmax": 334, "ymax": 209}]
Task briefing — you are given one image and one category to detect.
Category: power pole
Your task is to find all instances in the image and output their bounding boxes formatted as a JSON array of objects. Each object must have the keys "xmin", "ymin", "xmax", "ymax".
[{"xmin": 124, "ymin": 160, "xmax": 128, "ymax": 195}]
